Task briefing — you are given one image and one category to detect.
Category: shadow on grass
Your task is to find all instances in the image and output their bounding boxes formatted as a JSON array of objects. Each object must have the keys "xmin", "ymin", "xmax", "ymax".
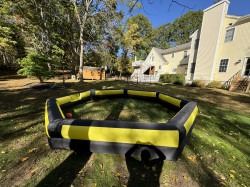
[
  {"xmin": 37, "ymin": 151, "xmax": 92, "ymax": 187},
  {"xmin": 125, "ymin": 145, "xmax": 165, "ymax": 187},
  {"xmin": 182, "ymin": 142, "xmax": 221, "ymax": 187},
  {"xmin": 104, "ymin": 99, "xmax": 165, "ymax": 186}
]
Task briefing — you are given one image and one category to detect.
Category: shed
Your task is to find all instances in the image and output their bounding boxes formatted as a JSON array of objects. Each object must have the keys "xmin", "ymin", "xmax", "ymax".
[{"xmin": 82, "ymin": 66, "xmax": 106, "ymax": 80}]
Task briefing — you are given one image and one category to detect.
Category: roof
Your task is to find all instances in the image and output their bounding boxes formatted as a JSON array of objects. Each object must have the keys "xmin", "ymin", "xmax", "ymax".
[
  {"xmin": 150, "ymin": 42, "xmax": 191, "ymax": 64},
  {"xmin": 161, "ymin": 42, "xmax": 191, "ymax": 55},
  {"xmin": 232, "ymin": 14, "xmax": 250, "ymax": 26},
  {"xmin": 152, "ymin": 47, "xmax": 168, "ymax": 62}
]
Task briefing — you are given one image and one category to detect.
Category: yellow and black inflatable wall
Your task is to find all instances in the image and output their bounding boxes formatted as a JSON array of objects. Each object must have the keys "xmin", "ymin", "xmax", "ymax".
[{"xmin": 45, "ymin": 89, "xmax": 198, "ymax": 161}]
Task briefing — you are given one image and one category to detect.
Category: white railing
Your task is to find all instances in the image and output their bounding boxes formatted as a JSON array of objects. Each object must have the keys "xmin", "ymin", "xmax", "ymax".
[
  {"xmin": 131, "ymin": 74, "xmax": 160, "ymax": 83},
  {"xmin": 132, "ymin": 60, "xmax": 144, "ymax": 67},
  {"xmin": 131, "ymin": 60, "xmax": 158, "ymax": 82}
]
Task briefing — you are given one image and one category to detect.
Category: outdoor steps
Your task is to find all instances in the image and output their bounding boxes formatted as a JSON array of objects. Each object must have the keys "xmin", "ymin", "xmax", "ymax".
[{"xmin": 229, "ymin": 78, "xmax": 249, "ymax": 92}]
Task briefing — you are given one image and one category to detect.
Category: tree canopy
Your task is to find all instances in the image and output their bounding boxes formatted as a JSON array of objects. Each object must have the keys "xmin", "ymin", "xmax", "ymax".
[
  {"xmin": 124, "ymin": 14, "xmax": 152, "ymax": 60},
  {"xmin": 0, "ymin": 0, "xmax": 203, "ymax": 80}
]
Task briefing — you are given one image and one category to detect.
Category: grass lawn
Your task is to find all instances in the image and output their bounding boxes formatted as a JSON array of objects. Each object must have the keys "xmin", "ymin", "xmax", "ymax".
[{"xmin": 0, "ymin": 75, "xmax": 249, "ymax": 187}]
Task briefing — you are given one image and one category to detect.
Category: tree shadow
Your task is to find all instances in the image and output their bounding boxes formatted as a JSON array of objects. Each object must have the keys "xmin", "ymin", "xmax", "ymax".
[
  {"xmin": 37, "ymin": 151, "xmax": 91, "ymax": 187},
  {"xmin": 105, "ymin": 98, "xmax": 126, "ymax": 120}
]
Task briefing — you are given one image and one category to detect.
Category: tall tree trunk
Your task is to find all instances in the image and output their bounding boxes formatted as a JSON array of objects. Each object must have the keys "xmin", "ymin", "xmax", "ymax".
[
  {"xmin": 79, "ymin": 26, "xmax": 84, "ymax": 82},
  {"xmin": 71, "ymin": 0, "xmax": 93, "ymax": 82}
]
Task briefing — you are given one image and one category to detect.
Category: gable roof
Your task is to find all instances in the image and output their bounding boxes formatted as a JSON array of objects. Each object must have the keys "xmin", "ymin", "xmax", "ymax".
[
  {"xmin": 152, "ymin": 47, "xmax": 168, "ymax": 62},
  {"xmin": 232, "ymin": 14, "xmax": 250, "ymax": 26},
  {"xmin": 150, "ymin": 42, "xmax": 191, "ymax": 64},
  {"xmin": 161, "ymin": 42, "xmax": 191, "ymax": 55}
]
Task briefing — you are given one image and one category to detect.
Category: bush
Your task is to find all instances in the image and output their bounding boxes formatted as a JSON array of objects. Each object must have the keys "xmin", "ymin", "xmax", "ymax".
[
  {"xmin": 207, "ymin": 81, "xmax": 222, "ymax": 89},
  {"xmin": 18, "ymin": 53, "xmax": 55, "ymax": 82},
  {"xmin": 159, "ymin": 74, "xmax": 185, "ymax": 85},
  {"xmin": 191, "ymin": 80, "xmax": 206, "ymax": 87}
]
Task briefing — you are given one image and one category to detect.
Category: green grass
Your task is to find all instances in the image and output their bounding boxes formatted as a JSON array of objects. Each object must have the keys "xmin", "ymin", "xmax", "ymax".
[
  {"xmin": 0, "ymin": 79, "xmax": 249, "ymax": 187},
  {"xmin": 65, "ymin": 98, "xmax": 175, "ymax": 123}
]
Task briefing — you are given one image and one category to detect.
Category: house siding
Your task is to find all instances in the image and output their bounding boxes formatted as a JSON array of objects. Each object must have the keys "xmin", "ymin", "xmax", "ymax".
[
  {"xmin": 163, "ymin": 49, "xmax": 189, "ymax": 74},
  {"xmin": 214, "ymin": 17, "xmax": 250, "ymax": 81},
  {"xmin": 194, "ymin": 1, "xmax": 229, "ymax": 82}
]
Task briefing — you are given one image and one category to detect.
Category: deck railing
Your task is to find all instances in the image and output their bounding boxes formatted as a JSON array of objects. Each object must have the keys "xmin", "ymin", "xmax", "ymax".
[{"xmin": 223, "ymin": 70, "xmax": 241, "ymax": 90}]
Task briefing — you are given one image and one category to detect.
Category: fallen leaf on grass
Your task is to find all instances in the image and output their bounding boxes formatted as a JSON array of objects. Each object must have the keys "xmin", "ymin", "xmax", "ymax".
[
  {"xmin": 31, "ymin": 169, "xmax": 38, "ymax": 175},
  {"xmin": 188, "ymin": 155, "xmax": 197, "ymax": 162},
  {"xmin": 21, "ymin": 157, "xmax": 29, "ymax": 162},
  {"xmin": 28, "ymin": 148, "xmax": 37, "ymax": 153},
  {"xmin": 229, "ymin": 174, "xmax": 235, "ymax": 179},
  {"xmin": 219, "ymin": 174, "xmax": 226, "ymax": 181},
  {"xmin": 230, "ymin": 170, "xmax": 236, "ymax": 173},
  {"xmin": 100, "ymin": 163, "xmax": 104, "ymax": 171},
  {"xmin": 115, "ymin": 172, "xmax": 121, "ymax": 177}
]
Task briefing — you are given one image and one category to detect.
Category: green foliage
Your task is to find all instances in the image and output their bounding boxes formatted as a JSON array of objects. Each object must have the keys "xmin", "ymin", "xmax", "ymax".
[
  {"xmin": 115, "ymin": 52, "xmax": 132, "ymax": 75},
  {"xmin": 124, "ymin": 14, "xmax": 152, "ymax": 60},
  {"xmin": 152, "ymin": 23, "xmax": 171, "ymax": 49},
  {"xmin": 159, "ymin": 74, "xmax": 185, "ymax": 85},
  {"xmin": 207, "ymin": 81, "xmax": 222, "ymax": 89},
  {"xmin": 171, "ymin": 11, "xmax": 203, "ymax": 45},
  {"xmin": 17, "ymin": 53, "xmax": 55, "ymax": 82},
  {"xmin": 0, "ymin": 0, "xmax": 26, "ymax": 67},
  {"xmin": 191, "ymin": 80, "xmax": 206, "ymax": 87}
]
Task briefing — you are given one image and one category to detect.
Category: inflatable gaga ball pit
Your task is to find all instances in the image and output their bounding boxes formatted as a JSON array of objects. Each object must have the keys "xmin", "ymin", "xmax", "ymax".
[{"xmin": 45, "ymin": 89, "xmax": 198, "ymax": 161}]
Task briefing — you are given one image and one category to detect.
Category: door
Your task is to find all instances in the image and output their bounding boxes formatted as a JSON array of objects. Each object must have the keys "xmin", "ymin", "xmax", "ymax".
[{"xmin": 244, "ymin": 58, "xmax": 250, "ymax": 76}]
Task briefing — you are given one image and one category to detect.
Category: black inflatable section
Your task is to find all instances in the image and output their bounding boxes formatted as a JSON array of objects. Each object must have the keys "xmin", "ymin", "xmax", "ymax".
[{"xmin": 45, "ymin": 89, "xmax": 198, "ymax": 161}]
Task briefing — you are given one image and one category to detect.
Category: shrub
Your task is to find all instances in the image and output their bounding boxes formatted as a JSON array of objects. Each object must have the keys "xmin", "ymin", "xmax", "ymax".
[
  {"xmin": 207, "ymin": 81, "xmax": 222, "ymax": 89},
  {"xmin": 18, "ymin": 53, "xmax": 55, "ymax": 82},
  {"xmin": 173, "ymin": 74, "xmax": 185, "ymax": 85},
  {"xmin": 159, "ymin": 74, "xmax": 185, "ymax": 85},
  {"xmin": 191, "ymin": 80, "xmax": 206, "ymax": 87}
]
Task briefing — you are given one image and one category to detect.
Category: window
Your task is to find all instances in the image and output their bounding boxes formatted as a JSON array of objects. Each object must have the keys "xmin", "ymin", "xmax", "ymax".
[
  {"xmin": 190, "ymin": 62, "xmax": 196, "ymax": 73},
  {"xmin": 219, "ymin": 59, "xmax": 229, "ymax": 72},
  {"xmin": 184, "ymin": 51, "xmax": 188, "ymax": 58},
  {"xmin": 159, "ymin": 65, "xmax": 161, "ymax": 69},
  {"xmin": 172, "ymin": 68, "xmax": 176, "ymax": 72},
  {"xmin": 225, "ymin": 28, "xmax": 235, "ymax": 42},
  {"xmin": 172, "ymin": 53, "xmax": 174, "ymax": 58},
  {"xmin": 151, "ymin": 55, "xmax": 154, "ymax": 61},
  {"xmin": 194, "ymin": 39, "xmax": 199, "ymax": 49}
]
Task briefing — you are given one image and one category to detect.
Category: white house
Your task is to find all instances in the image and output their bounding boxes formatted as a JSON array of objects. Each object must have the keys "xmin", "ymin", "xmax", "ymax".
[{"xmin": 131, "ymin": 0, "xmax": 250, "ymax": 91}]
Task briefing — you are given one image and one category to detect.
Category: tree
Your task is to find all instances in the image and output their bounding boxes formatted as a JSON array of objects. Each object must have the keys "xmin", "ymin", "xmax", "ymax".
[
  {"xmin": 124, "ymin": 14, "xmax": 152, "ymax": 60},
  {"xmin": 152, "ymin": 23, "xmax": 172, "ymax": 49},
  {"xmin": 171, "ymin": 10, "xmax": 203, "ymax": 45},
  {"xmin": 17, "ymin": 53, "xmax": 55, "ymax": 82},
  {"xmin": 0, "ymin": 0, "xmax": 25, "ymax": 67},
  {"xmin": 71, "ymin": 0, "xmax": 121, "ymax": 82}
]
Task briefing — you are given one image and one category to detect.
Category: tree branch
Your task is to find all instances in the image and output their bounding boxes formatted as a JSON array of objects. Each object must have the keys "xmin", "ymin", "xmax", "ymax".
[
  {"xmin": 129, "ymin": 0, "xmax": 139, "ymax": 13},
  {"xmin": 171, "ymin": 0, "xmax": 194, "ymax": 10}
]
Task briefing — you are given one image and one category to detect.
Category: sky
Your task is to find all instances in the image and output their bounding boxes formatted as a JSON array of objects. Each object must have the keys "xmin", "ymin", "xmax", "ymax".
[{"xmin": 130, "ymin": 0, "xmax": 250, "ymax": 28}]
